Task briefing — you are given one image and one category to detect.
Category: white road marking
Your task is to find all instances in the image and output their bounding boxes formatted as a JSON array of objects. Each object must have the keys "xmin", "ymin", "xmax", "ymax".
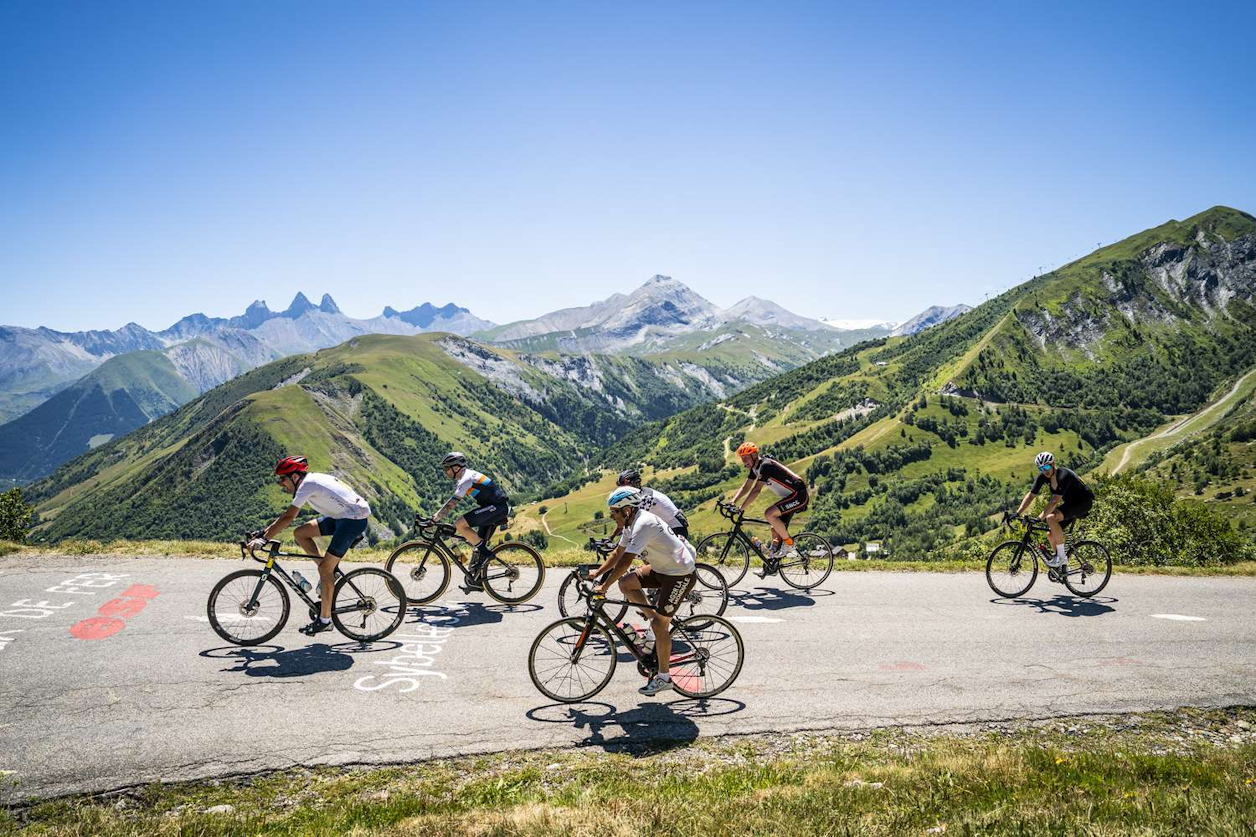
[
  {"xmin": 1151, "ymin": 614, "xmax": 1207, "ymax": 622},
  {"xmin": 729, "ymin": 616, "xmax": 784, "ymax": 623},
  {"xmin": 185, "ymin": 615, "xmax": 276, "ymax": 624}
]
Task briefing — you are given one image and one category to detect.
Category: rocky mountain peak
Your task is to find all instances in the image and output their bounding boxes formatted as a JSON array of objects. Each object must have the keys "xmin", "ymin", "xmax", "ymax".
[
  {"xmin": 282, "ymin": 293, "xmax": 316, "ymax": 318},
  {"xmin": 319, "ymin": 294, "xmax": 341, "ymax": 315}
]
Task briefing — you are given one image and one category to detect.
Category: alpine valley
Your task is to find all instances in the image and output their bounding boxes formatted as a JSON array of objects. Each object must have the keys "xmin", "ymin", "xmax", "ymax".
[{"xmin": 21, "ymin": 207, "xmax": 1254, "ymax": 550}]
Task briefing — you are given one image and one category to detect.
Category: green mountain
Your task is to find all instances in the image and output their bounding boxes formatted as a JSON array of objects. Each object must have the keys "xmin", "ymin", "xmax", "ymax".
[
  {"xmin": 528, "ymin": 207, "xmax": 1256, "ymax": 554},
  {"xmin": 25, "ymin": 333, "xmax": 766, "ymax": 542},
  {"xmin": 0, "ymin": 352, "xmax": 198, "ymax": 483}
]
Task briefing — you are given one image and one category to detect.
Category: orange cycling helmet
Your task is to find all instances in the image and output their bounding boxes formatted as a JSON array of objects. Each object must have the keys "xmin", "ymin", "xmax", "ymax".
[
  {"xmin": 274, "ymin": 455, "xmax": 309, "ymax": 476},
  {"xmin": 736, "ymin": 442, "xmax": 759, "ymax": 457}
]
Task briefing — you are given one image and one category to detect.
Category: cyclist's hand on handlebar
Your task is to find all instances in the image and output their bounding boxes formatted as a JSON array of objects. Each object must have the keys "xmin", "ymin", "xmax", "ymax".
[{"xmin": 246, "ymin": 537, "xmax": 267, "ymax": 551}]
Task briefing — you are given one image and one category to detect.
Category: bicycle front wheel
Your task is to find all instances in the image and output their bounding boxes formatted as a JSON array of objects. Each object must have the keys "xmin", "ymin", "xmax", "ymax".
[
  {"xmin": 986, "ymin": 541, "xmax": 1037, "ymax": 598},
  {"xmin": 559, "ymin": 570, "xmax": 627, "ymax": 623},
  {"xmin": 667, "ymin": 614, "xmax": 744, "ymax": 699},
  {"xmin": 332, "ymin": 568, "xmax": 407, "ymax": 642},
  {"xmin": 528, "ymin": 617, "xmax": 618, "ymax": 702},
  {"xmin": 207, "ymin": 569, "xmax": 290, "ymax": 646},
  {"xmin": 385, "ymin": 540, "xmax": 451, "ymax": 605},
  {"xmin": 483, "ymin": 542, "xmax": 545, "ymax": 604},
  {"xmin": 672, "ymin": 563, "xmax": 729, "ymax": 628},
  {"xmin": 779, "ymin": 532, "xmax": 834, "ymax": 590},
  {"xmin": 1063, "ymin": 540, "xmax": 1112, "ymax": 598},
  {"xmin": 696, "ymin": 532, "xmax": 750, "ymax": 588}
]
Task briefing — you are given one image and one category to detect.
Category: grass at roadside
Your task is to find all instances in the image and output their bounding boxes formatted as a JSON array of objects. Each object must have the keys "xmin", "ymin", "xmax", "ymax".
[
  {"xmin": 4, "ymin": 540, "xmax": 1255, "ymax": 577},
  {"xmin": 4, "ymin": 708, "xmax": 1254, "ymax": 836}
]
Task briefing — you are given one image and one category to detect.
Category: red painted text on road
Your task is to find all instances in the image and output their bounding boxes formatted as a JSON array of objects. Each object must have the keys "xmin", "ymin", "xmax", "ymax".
[{"xmin": 70, "ymin": 584, "xmax": 160, "ymax": 641}]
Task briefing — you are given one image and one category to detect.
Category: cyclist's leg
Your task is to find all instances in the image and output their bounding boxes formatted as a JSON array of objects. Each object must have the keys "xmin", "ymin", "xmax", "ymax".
[
  {"xmin": 453, "ymin": 514, "xmax": 479, "ymax": 547},
  {"xmin": 764, "ymin": 502, "xmax": 789, "ymax": 546},
  {"xmin": 294, "ymin": 518, "xmax": 328, "ymax": 559},
  {"xmin": 314, "ymin": 517, "xmax": 366, "ymax": 621},
  {"xmin": 618, "ymin": 566, "xmax": 652, "ymax": 619},
  {"xmin": 649, "ymin": 570, "xmax": 696, "ymax": 676},
  {"xmin": 459, "ymin": 503, "xmax": 507, "ymax": 553}
]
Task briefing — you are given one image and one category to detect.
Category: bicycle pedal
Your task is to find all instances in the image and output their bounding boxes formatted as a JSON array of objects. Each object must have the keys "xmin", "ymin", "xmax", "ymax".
[{"xmin": 459, "ymin": 582, "xmax": 484, "ymax": 594}]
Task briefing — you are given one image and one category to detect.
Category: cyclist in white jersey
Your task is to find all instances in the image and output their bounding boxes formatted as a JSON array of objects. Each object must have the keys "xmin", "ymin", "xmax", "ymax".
[
  {"xmin": 590, "ymin": 487, "xmax": 697, "ymax": 697},
  {"xmin": 613, "ymin": 469, "xmax": 688, "ymax": 538},
  {"xmin": 248, "ymin": 455, "xmax": 371, "ymax": 635}
]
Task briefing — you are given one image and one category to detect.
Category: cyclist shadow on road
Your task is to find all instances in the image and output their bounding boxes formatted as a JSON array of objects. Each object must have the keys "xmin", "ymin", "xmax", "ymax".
[
  {"xmin": 730, "ymin": 586, "xmax": 819, "ymax": 611},
  {"xmin": 406, "ymin": 600, "xmax": 542, "ymax": 630},
  {"xmin": 526, "ymin": 698, "xmax": 745, "ymax": 754},
  {"xmin": 990, "ymin": 595, "xmax": 1118, "ymax": 618},
  {"xmin": 200, "ymin": 641, "xmax": 399, "ymax": 678}
]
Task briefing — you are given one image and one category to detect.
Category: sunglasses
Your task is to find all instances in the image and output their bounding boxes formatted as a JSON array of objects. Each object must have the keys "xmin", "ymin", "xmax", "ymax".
[{"xmin": 1038, "ymin": 465, "xmax": 1053, "ymax": 472}]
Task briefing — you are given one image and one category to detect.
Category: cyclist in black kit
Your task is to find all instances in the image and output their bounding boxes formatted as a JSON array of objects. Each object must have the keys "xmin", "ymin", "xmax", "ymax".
[
  {"xmin": 727, "ymin": 442, "xmax": 809, "ymax": 558},
  {"xmin": 1013, "ymin": 451, "xmax": 1095, "ymax": 570},
  {"xmin": 432, "ymin": 452, "xmax": 511, "ymax": 590}
]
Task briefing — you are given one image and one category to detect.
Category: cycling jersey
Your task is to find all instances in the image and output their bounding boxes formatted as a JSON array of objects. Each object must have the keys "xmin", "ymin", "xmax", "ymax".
[
  {"xmin": 637, "ymin": 487, "xmax": 687, "ymax": 532},
  {"xmin": 618, "ymin": 509, "xmax": 697, "ymax": 576},
  {"xmin": 1030, "ymin": 466, "xmax": 1094, "ymax": 508},
  {"xmin": 291, "ymin": 472, "xmax": 371, "ymax": 520},
  {"xmin": 752, "ymin": 456, "xmax": 806, "ymax": 499},
  {"xmin": 454, "ymin": 468, "xmax": 509, "ymax": 507}
]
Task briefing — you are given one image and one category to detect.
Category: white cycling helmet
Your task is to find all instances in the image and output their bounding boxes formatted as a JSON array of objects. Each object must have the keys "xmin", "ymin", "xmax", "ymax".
[
  {"xmin": 1035, "ymin": 451, "xmax": 1055, "ymax": 468},
  {"xmin": 607, "ymin": 487, "xmax": 642, "ymax": 509}
]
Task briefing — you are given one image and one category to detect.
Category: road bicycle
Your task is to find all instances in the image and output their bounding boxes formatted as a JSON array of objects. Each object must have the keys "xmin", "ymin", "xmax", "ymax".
[
  {"xmin": 528, "ymin": 565, "xmax": 744, "ymax": 703},
  {"xmin": 695, "ymin": 500, "xmax": 834, "ymax": 589},
  {"xmin": 207, "ymin": 536, "xmax": 406, "ymax": 645},
  {"xmin": 986, "ymin": 514, "xmax": 1112, "ymax": 598},
  {"xmin": 384, "ymin": 514, "xmax": 545, "ymax": 605},
  {"xmin": 556, "ymin": 537, "xmax": 729, "ymax": 626}
]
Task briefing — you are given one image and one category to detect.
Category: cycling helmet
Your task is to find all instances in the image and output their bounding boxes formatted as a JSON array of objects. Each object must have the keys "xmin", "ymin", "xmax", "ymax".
[
  {"xmin": 607, "ymin": 487, "xmax": 642, "ymax": 509},
  {"xmin": 736, "ymin": 442, "xmax": 759, "ymax": 457},
  {"xmin": 1035, "ymin": 451, "xmax": 1055, "ymax": 468},
  {"xmin": 617, "ymin": 469, "xmax": 642, "ymax": 487},
  {"xmin": 441, "ymin": 452, "xmax": 468, "ymax": 469},
  {"xmin": 274, "ymin": 455, "xmax": 308, "ymax": 476}
]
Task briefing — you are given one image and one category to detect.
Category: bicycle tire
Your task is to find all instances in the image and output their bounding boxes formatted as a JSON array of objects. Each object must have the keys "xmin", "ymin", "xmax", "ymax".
[
  {"xmin": 779, "ymin": 532, "xmax": 834, "ymax": 590},
  {"xmin": 696, "ymin": 532, "xmax": 750, "ymax": 588},
  {"xmin": 558, "ymin": 570, "xmax": 628, "ymax": 623},
  {"xmin": 986, "ymin": 541, "xmax": 1037, "ymax": 598},
  {"xmin": 331, "ymin": 567, "xmax": 407, "ymax": 642},
  {"xmin": 667, "ymin": 614, "xmax": 744, "ymax": 699},
  {"xmin": 674, "ymin": 563, "xmax": 729, "ymax": 628},
  {"xmin": 1063, "ymin": 540, "xmax": 1112, "ymax": 598},
  {"xmin": 483, "ymin": 542, "xmax": 545, "ymax": 604},
  {"xmin": 528, "ymin": 617, "xmax": 618, "ymax": 702},
  {"xmin": 207, "ymin": 569, "xmax": 290, "ymax": 646},
  {"xmin": 384, "ymin": 540, "xmax": 451, "ymax": 605}
]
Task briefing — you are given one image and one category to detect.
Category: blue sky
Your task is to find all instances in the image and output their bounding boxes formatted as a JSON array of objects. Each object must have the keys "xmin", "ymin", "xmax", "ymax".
[{"xmin": 3, "ymin": 0, "xmax": 1254, "ymax": 331}]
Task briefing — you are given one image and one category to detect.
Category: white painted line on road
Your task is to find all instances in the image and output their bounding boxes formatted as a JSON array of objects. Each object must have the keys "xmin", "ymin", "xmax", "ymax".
[
  {"xmin": 729, "ymin": 616, "xmax": 784, "ymax": 623},
  {"xmin": 1151, "ymin": 614, "xmax": 1207, "ymax": 622},
  {"xmin": 184, "ymin": 615, "xmax": 276, "ymax": 624}
]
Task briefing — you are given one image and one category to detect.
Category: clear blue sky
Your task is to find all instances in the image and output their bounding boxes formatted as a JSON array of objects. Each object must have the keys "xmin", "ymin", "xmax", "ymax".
[{"xmin": 3, "ymin": 0, "xmax": 1254, "ymax": 332}]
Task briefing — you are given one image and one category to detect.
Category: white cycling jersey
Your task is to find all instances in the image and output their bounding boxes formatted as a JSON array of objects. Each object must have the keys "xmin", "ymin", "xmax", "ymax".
[
  {"xmin": 618, "ymin": 509, "xmax": 696, "ymax": 576},
  {"xmin": 291, "ymin": 472, "xmax": 371, "ymax": 520},
  {"xmin": 637, "ymin": 487, "xmax": 685, "ymax": 530}
]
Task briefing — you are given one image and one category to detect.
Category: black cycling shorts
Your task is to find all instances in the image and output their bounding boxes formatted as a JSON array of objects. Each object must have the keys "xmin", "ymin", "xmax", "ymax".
[
  {"xmin": 671, "ymin": 525, "xmax": 690, "ymax": 540},
  {"xmin": 770, "ymin": 489, "xmax": 809, "ymax": 527},
  {"xmin": 633, "ymin": 566, "xmax": 697, "ymax": 618},
  {"xmin": 463, "ymin": 503, "xmax": 510, "ymax": 541},
  {"xmin": 1060, "ymin": 498, "xmax": 1093, "ymax": 522}
]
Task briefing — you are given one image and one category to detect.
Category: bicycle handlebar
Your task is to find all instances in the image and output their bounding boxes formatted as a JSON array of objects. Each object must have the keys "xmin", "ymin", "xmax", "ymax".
[
  {"xmin": 714, "ymin": 499, "xmax": 744, "ymax": 521},
  {"xmin": 414, "ymin": 515, "xmax": 458, "ymax": 539}
]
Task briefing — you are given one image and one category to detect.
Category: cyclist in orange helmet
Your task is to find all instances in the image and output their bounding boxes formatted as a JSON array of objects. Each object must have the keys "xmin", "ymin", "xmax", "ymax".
[{"xmin": 727, "ymin": 442, "xmax": 809, "ymax": 560}]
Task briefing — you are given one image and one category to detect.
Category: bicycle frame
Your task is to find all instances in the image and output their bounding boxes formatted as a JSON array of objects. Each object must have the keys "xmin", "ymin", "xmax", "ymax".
[
  {"xmin": 568, "ymin": 577, "xmax": 693, "ymax": 674},
  {"xmin": 240, "ymin": 542, "xmax": 368, "ymax": 617},
  {"xmin": 411, "ymin": 523, "xmax": 500, "ymax": 582},
  {"xmin": 712, "ymin": 503, "xmax": 806, "ymax": 572}
]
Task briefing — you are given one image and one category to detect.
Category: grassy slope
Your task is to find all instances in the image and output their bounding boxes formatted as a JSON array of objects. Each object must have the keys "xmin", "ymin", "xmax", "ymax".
[{"xmin": 6, "ymin": 709, "xmax": 1254, "ymax": 835}]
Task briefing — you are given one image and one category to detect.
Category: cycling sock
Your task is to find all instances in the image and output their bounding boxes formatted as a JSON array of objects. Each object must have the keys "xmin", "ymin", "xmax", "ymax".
[
  {"xmin": 1055, "ymin": 544, "xmax": 1067, "ymax": 561},
  {"xmin": 784, "ymin": 537, "xmax": 795, "ymax": 546},
  {"xmin": 319, "ymin": 616, "xmax": 331, "ymax": 624},
  {"xmin": 657, "ymin": 672, "xmax": 671, "ymax": 681}
]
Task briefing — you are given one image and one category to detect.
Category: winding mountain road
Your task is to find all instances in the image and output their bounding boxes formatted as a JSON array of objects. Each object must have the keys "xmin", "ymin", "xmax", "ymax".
[{"xmin": 1, "ymin": 554, "xmax": 1253, "ymax": 803}]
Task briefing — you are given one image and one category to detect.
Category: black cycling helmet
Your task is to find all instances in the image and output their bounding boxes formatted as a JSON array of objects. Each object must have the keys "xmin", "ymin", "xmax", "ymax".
[
  {"xmin": 617, "ymin": 468, "xmax": 642, "ymax": 488},
  {"xmin": 441, "ymin": 451, "xmax": 468, "ymax": 470}
]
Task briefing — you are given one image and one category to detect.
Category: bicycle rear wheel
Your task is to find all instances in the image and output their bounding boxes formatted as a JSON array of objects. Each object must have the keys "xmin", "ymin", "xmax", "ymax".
[
  {"xmin": 483, "ymin": 542, "xmax": 545, "ymax": 604},
  {"xmin": 986, "ymin": 541, "xmax": 1037, "ymax": 598},
  {"xmin": 696, "ymin": 532, "xmax": 750, "ymax": 588},
  {"xmin": 667, "ymin": 614, "xmax": 744, "ymax": 699},
  {"xmin": 385, "ymin": 540, "xmax": 451, "ymax": 606},
  {"xmin": 331, "ymin": 568, "xmax": 407, "ymax": 642},
  {"xmin": 528, "ymin": 617, "xmax": 617, "ymax": 702},
  {"xmin": 207, "ymin": 569, "xmax": 290, "ymax": 646},
  {"xmin": 1063, "ymin": 540, "xmax": 1112, "ymax": 598},
  {"xmin": 779, "ymin": 532, "xmax": 834, "ymax": 590}
]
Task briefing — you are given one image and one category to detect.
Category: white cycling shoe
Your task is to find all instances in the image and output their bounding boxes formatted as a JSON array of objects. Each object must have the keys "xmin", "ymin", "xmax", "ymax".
[{"xmin": 639, "ymin": 674, "xmax": 674, "ymax": 697}]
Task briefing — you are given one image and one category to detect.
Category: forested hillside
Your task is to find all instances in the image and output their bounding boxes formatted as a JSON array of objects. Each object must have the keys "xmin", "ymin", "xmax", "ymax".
[{"xmin": 532, "ymin": 207, "xmax": 1256, "ymax": 557}]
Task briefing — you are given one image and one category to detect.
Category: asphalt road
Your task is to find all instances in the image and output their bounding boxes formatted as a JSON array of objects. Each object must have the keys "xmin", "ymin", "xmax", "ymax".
[{"xmin": 1, "ymin": 554, "xmax": 1254, "ymax": 802}]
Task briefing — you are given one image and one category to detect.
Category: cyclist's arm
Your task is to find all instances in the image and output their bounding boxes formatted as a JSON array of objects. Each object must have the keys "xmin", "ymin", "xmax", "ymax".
[
  {"xmin": 741, "ymin": 481, "xmax": 765, "ymax": 508},
  {"xmin": 262, "ymin": 505, "xmax": 302, "ymax": 542},
  {"xmin": 729, "ymin": 477, "xmax": 755, "ymax": 507},
  {"xmin": 1014, "ymin": 490, "xmax": 1036, "ymax": 516},
  {"xmin": 593, "ymin": 545, "xmax": 633, "ymax": 592},
  {"xmin": 432, "ymin": 495, "xmax": 462, "ymax": 523}
]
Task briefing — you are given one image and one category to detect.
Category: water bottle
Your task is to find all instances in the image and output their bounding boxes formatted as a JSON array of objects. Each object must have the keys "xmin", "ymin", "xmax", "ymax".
[
  {"xmin": 751, "ymin": 536, "xmax": 764, "ymax": 551},
  {"xmin": 291, "ymin": 571, "xmax": 313, "ymax": 595}
]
